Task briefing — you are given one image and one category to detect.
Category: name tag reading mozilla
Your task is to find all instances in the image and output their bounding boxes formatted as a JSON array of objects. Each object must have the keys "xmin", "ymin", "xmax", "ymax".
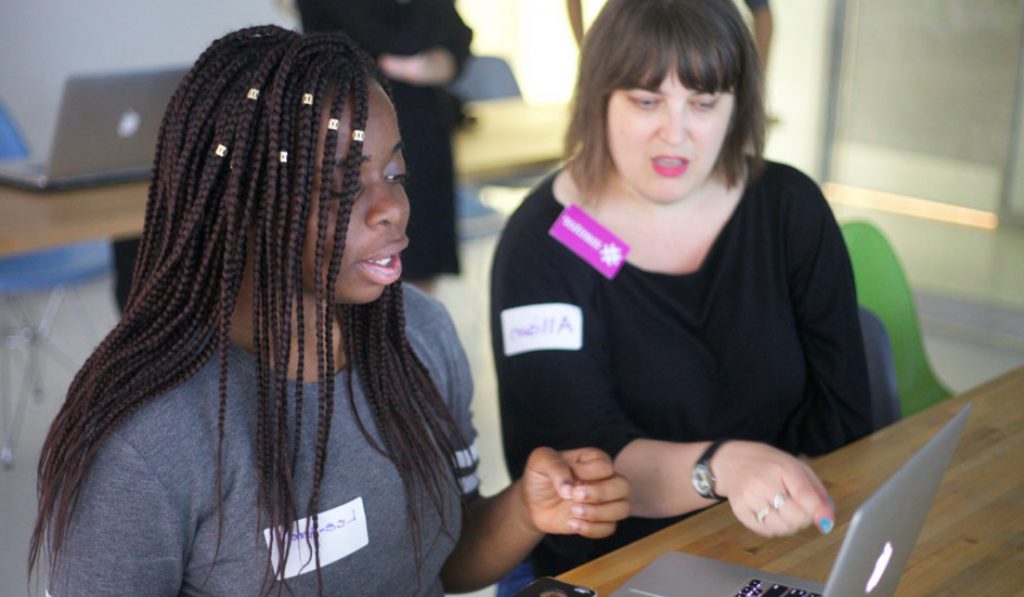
[
  {"xmin": 264, "ymin": 496, "xmax": 368, "ymax": 580},
  {"xmin": 548, "ymin": 204, "xmax": 630, "ymax": 280},
  {"xmin": 501, "ymin": 303, "xmax": 583, "ymax": 356}
]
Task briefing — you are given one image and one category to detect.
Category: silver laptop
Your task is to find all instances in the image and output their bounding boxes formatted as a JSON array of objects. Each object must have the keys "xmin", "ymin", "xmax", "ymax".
[
  {"xmin": 0, "ymin": 66, "xmax": 186, "ymax": 190},
  {"xmin": 612, "ymin": 404, "xmax": 972, "ymax": 597}
]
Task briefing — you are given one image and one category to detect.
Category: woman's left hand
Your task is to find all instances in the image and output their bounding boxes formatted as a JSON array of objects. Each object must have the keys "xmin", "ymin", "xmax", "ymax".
[
  {"xmin": 712, "ymin": 441, "xmax": 834, "ymax": 537},
  {"xmin": 521, "ymin": 447, "xmax": 630, "ymax": 539}
]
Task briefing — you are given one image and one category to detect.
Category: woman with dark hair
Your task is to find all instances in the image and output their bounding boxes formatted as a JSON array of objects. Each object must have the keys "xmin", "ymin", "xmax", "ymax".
[
  {"xmin": 564, "ymin": 0, "xmax": 772, "ymax": 74},
  {"xmin": 491, "ymin": 0, "xmax": 871, "ymax": 581},
  {"xmin": 31, "ymin": 26, "xmax": 628, "ymax": 596}
]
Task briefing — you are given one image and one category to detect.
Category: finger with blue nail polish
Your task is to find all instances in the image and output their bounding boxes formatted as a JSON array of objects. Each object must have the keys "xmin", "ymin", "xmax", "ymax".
[
  {"xmin": 813, "ymin": 494, "xmax": 836, "ymax": 535},
  {"xmin": 819, "ymin": 517, "xmax": 833, "ymax": 534}
]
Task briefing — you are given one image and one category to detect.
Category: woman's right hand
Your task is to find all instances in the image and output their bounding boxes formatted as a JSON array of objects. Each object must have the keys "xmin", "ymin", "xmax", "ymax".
[
  {"xmin": 378, "ymin": 48, "xmax": 456, "ymax": 86},
  {"xmin": 712, "ymin": 441, "xmax": 835, "ymax": 537}
]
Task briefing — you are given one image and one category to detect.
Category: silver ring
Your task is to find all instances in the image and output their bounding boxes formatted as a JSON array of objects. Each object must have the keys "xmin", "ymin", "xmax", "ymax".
[
  {"xmin": 756, "ymin": 506, "xmax": 771, "ymax": 524},
  {"xmin": 772, "ymin": 492, "xmax": 788, "ymax": 510}
]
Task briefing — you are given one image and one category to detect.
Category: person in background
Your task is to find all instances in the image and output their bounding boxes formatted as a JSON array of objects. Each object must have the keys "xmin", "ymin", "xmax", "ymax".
[
  {"xmin": 565, "ymin": 0, "xmax": 586, "ymax": 49},
  {"xmin": 492, "ymin": 0, "xmax": 870, "ymax": 586},
  {"xmin": 566, "ymin": 0, "xmax": 772, "ymax": 73},
  {"xmin": 31, "ymin": 26, "xmax": 629, "ymax": 596},
  {"xmin": 295, "ymin": 0, "xmax": 472, "ymax": 293},
  {"xmin": 746, "ymin": 0, "xmax": 773, "ymax": 73}
]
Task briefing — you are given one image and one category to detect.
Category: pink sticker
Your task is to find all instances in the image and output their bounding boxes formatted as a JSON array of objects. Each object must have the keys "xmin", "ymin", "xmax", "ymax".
[{"xmin": 548, "ymin": 204, "xmax": 630, "ymax": 280}]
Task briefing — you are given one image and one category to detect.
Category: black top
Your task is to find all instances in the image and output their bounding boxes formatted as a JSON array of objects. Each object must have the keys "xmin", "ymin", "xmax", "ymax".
[
  {"xmin": 297, "ymin": 0, "xmax": 472, "ymax": 278},
  {"xmin": 490, "ymin": 162, "xmax": 872, "ymax": 576}
]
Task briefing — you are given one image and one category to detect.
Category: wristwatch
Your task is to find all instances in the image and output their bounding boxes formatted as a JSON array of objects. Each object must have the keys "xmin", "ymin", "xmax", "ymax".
[{"xmin": 691, "ymin": 440, "xmax": 727, "ymax": 500}]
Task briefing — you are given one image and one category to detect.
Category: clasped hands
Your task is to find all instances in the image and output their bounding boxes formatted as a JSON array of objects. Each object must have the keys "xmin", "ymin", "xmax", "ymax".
[
  {"xmin": 520, "ymin": 447, "xmax": 631, "ymax": 539},
  {"xmin": 377, "ymin": 47, "xmax": 456, "ymax": 87}
]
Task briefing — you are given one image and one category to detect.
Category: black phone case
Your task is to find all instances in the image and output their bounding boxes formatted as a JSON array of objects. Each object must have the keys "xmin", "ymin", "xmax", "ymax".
[{"xmin": 512, "ymin": 575, "xmax": 598, "ymax": 597}]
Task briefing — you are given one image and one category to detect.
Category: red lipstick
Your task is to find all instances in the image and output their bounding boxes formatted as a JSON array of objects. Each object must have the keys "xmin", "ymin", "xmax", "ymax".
[{"xmin": 652, "ymin": 156, "xmax": 689, "ymax": 177}]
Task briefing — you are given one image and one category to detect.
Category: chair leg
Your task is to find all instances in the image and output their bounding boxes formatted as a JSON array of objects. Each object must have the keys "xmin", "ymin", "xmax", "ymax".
[
  {"xmin": 0, "ymin": 289, "xmax": 64, "ymax": 468},
  {"xmin": 66, "ymin": 283, "xmax": 101, "ymax": 345},
  {"xmin": 36, "ymin": 284, "xmax": 65, "ymax": 339},
  {"xmin": 0, "ymin": 333, "xmax": 15, "ymax": 469},
  {"xmin": 5, "ymin": 345, "xmax": 36, "ymax": 468},
  {"xmin": 0, "ymin": 284, "xmax": 107, "ymax": 470},
  {"xmin": 40, "ymin": 334, "xmax": 79, "ymax": 376},
  {"xmin": 1, "ymin": 308, "xmax": 33, "ymax": 469},
  {"xmin": 41, "ymin": 287, "xmax": 82, "ymax": 376}
]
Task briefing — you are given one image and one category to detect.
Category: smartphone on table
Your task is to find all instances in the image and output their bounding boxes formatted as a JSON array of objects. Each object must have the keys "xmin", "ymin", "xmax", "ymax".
[{"xmin": 512, "ymin": 576, "xmax": 597, "ymax": 597}]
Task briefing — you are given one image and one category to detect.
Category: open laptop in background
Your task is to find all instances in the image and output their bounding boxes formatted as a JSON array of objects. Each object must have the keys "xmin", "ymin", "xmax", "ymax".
[
  {"xmin": 0, "ymin": 66, "xmax": 186, "ymax": 191},
  {"xmin": 612, "ymin": 404, "xmax": 972, "ymax": 597}
]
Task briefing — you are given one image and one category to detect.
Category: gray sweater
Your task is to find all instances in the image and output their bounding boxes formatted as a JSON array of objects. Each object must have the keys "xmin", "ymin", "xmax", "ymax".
[{"xmin": 48, "ymin": 286, "xmax": 478, "ymax": 596}]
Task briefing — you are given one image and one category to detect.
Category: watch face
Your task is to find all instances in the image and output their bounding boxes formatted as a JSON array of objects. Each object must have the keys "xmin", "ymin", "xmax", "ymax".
[{"xmin": 692, "ymin": 463, "xmax": 713, "ymax": 496}]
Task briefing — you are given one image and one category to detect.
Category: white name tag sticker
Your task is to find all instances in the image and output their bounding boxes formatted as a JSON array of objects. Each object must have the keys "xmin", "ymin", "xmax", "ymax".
[
  {"xmin": 264, "ymin": 496, "xmax": 369, "ymax": 580},
  {"xmin": 501, "ymin": 303, "xmax": 583, "ymax": 356}
]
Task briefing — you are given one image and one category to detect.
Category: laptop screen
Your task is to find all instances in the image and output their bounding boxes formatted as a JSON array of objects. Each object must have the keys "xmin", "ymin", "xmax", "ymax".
[{"xmin": 48, "ymin": 66, "xmax": 186, "ymax": 180}]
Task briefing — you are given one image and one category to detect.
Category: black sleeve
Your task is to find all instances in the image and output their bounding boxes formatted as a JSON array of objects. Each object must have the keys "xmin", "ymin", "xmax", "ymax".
[
  {"xmin": 490, "ymin": 195, "xmax": 643, "ymax": 478},
  {"xmin": 433, "ymin": 0, "xmax": 473, "ymax": 73},
  {"xmin": 296, "ymin": 0, "xmax": 472, "ymax": 71},
  {"xmin": 296, "ymin": 0, "xmax": 398, "ymax": 55},
  {"xmin": 780, "ymin": 174, "xmax": 873, "ymax": 455}
]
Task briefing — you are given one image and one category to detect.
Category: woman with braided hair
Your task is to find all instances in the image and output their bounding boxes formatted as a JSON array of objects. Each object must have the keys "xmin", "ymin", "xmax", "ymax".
[{"xmin": 30, "ymin": 26, "xmax": 628, "ymax": 596}]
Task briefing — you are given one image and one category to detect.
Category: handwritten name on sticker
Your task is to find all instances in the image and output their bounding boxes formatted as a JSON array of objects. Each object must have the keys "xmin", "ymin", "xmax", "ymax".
[
  {"xmin": 548, "ymin": 204, "xmax": 630, "ymax": 280},
  {"xmin": 264, "ymin": 496, "xmax": 368, "ymax": 579},
  {"xmin": 501, "ymin": 303, "xmax": 582, "ymax": 356}
]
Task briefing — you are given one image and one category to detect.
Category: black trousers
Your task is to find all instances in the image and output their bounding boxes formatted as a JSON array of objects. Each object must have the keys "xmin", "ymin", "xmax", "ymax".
[{"xmin": 112, "ymin": 238, "xmax": 139, "ymax": 313}]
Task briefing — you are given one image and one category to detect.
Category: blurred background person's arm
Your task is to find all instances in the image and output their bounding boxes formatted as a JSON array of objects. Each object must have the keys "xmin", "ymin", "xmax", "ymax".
[
  {"xmin": 566, "ymin": 0, "xmax": 584, "ymax": 48},
  {"xmin": 747, "ymin": 0, "xmax": 773, "ymax": 73}
]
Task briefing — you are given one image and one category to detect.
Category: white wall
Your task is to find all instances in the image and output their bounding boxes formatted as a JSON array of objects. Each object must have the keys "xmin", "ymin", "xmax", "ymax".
[
  {"xmin": 457, "ymin": 0, "xmax": 604, "ymax": 105},
  {"xmin": 0, "ymin": 0, "xmax": 834, "ymax": 182},
  {"xmin": 456, "ymin": 0, "xmax": 832, "ymax": 178},
  {"xmin": 761, "ymin": 0, "xmax": 832, "ymax": 179},
  {"xmin": 0, "ymin": 0, "xmax": 297, "ymax": 157}
]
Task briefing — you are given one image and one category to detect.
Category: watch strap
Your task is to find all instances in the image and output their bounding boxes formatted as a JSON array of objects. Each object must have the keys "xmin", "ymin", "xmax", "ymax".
[
  {"xmin": 698, "ymin": 439, "xmax": 727, "ymax": 467},
  {"xmin": 696, "ymin": 439, "xmax": 728, "ymax": 500}
]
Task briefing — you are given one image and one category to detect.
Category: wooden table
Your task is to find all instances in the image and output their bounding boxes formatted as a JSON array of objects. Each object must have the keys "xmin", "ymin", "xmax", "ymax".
[
  {"xmin": 0, "ymin": 181, "xmax": 150, "ymax": 257},
  {"xmin": 454, "ymin": 98, "xmax": 567, "ymax": 181},
  {"xmin": 560, "ymin": 365, "xmax": 1024, "ymax": 595},
  {"xmin": 0, "ymin": 98, "xmax": 567, "ymax": 258}
]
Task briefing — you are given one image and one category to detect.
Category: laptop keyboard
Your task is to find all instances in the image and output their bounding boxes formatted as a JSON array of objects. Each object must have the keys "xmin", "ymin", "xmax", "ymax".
[{"xmin": 735, "ymin": 578, "xmax": 822, "ymax": 597}]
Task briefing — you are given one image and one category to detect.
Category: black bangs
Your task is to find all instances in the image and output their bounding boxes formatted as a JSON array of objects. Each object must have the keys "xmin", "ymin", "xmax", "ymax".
[{"xmin": 616, "ymin": 1, "xmax": 742, "ymax": 94}]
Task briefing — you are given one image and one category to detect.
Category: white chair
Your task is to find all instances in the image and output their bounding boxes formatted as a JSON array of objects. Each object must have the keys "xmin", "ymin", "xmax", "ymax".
[
  {"xmin": 0, "ymin": 243, "xmax": 113, "ymax": 468},
  {"xmin": 0, "ymin": 100, "xmax": 113, "ymax": 468}
]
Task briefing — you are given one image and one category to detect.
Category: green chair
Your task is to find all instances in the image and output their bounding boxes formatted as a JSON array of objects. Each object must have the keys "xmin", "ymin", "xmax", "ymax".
[{"xmin": 840, "ymin": 221, "xmax": 951, "ymax": 417}]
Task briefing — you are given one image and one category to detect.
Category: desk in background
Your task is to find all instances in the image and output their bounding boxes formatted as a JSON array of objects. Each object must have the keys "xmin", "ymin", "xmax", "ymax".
[
  {"xmin": 0, "ymin": 181, "xmax": 148, "ymax": 258},
  {"xmin": 0, "ymin": 99, "xmax": 568, "ymax": 258},
  {"xmin": 454, "ymin": 98, "xmax": 567, "ymax": 182},
  {"xmin": 560, "ymin": 365, "xmax": 1024, "ymax": 595}
]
